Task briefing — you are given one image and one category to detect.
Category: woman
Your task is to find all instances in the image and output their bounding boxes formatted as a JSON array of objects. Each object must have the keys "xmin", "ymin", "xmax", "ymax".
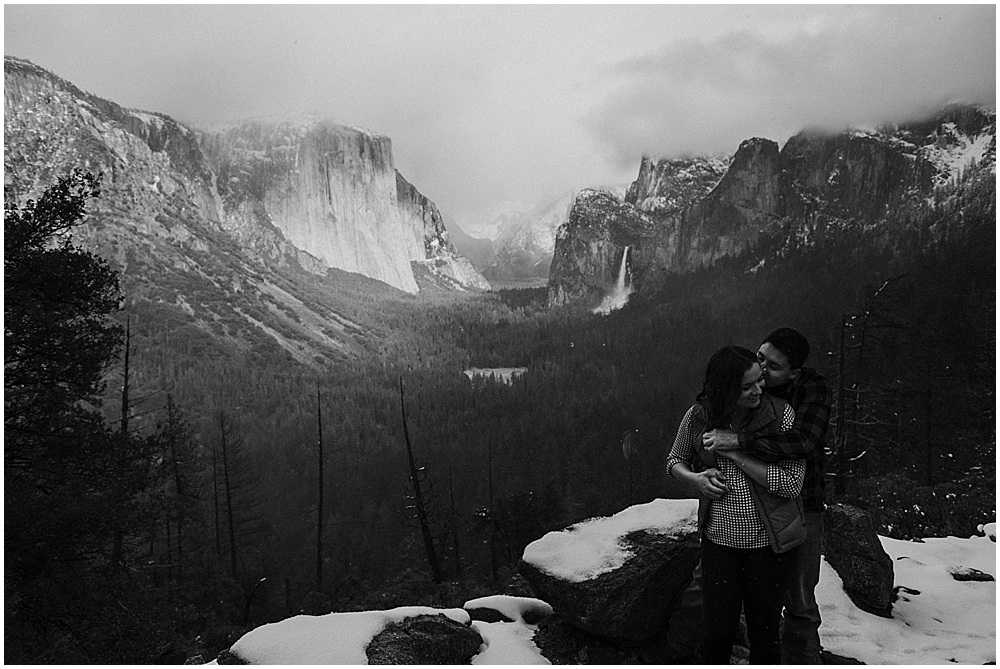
[{"xmin": 666, "ymin": 345, "xmax": 806, "ymax": 664}]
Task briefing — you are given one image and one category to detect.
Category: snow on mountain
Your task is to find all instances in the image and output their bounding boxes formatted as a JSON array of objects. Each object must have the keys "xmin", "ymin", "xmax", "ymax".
[
  {"xmin": 920, "ymin": 119, "xmax": 996, "ymax": 188},
  {"xmin": 460, "ymin": 200, "xmax": 536, "ymax": 242},
  {"xmin": 548, "ymin": 104, "xmax": 996, "ymax": 308},
  {"xmin": 485, "ymin": 188, "xmax": 629, "ymax": 282}
]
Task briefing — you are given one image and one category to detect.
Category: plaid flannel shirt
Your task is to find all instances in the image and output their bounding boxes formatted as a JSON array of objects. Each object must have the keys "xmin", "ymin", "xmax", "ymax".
[{"xmin": 738, "ymin": 368, "xmax": 830, "ymax": 513}]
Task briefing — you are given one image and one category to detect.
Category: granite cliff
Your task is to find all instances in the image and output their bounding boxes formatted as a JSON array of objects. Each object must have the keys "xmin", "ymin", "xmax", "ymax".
[
  {"xmin": 4, "ymin": 56, "xmax": 489, "ymax": 364},
  {"xmin": 396, "ymin": 172, "xmax": 491, "ymax": 291},
  {"xmin": 548, "ymin": 105, "xmax": 996, "ymax": 307},
  {"xmin": 4, "ymin": 56, "xmax": 487, "ymax": 297}
]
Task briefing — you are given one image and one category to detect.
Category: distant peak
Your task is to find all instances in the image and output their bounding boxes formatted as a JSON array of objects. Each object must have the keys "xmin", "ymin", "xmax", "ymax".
[{"xmin": 200, "ymin": 113, "xmax": 385, "ymax": 140}]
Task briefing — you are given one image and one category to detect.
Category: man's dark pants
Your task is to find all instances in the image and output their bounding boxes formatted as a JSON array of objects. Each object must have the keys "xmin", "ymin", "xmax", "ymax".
[{"xmin": 781, "ymin": 512, "xmax": 824, "ymax": 664}]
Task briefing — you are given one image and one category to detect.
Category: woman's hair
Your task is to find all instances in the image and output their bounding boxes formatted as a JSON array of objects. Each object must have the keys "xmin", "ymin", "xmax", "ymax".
[{"xmin": 696, "ymin": 345, "xmax": 759, "ymax": 429}]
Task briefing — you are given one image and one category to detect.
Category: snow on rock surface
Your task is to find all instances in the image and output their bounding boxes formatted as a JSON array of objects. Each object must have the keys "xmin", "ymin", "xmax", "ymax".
[
  {"xmin": 464, "ymin": 595, "xmax": 553, "ymax": 665},
  {"xmin": 471, "ymin": 618, "xmax": 550, "ymax": 665},
  {"xmin": 819, "ymin": 527, "xmax": 996, "ymax": 664},
  {"xmin": 227, "ymin": 606, "xmax": 469, "ymax": 664},
  {"xmin": 521, "ymin": 498, "xmax": 699, "ymax": 582},
  {"xmin": 465, "ymin": 595, "xmax": 554, "ymax": 623},
  {"xmin": 212, "ymin": 519, "xmax": 994, "ymax": 665}
]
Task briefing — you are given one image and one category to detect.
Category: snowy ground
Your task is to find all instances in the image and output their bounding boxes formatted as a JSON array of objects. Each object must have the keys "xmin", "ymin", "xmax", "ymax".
[
  {"xmin": 215, "ymin": 517, "xmax": 995, "ymax": 665},
  {"xmin": 817, "ymin": 523, "xmax": 996, "ymax": 664}
]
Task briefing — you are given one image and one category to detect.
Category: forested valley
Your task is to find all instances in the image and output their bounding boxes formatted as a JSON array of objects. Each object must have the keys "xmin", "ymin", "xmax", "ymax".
[{"xmin": 5, "ymin": 169, "xmax": 994, "ymax": 663}]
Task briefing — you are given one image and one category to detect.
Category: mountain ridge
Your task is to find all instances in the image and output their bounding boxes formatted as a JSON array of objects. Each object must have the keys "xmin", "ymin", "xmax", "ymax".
[
  {"xmin": 4, "ymin": 55, "xmax": 490, "ymax": 367},
  {"xmin": 547, "ymin": 105, "xmax": 996, "ymax": 308}
]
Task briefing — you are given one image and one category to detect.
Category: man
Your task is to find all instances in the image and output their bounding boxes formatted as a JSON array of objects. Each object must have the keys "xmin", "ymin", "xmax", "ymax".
[{"xmin": 703, "ymin": 327, "xmax": 831, "ymax": 664}]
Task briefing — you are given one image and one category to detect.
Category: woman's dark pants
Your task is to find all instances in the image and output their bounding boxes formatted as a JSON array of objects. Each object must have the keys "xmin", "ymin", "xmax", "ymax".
[{"xmin": 700, "ymin": 537, "xmax": 797, "ymax": 664}]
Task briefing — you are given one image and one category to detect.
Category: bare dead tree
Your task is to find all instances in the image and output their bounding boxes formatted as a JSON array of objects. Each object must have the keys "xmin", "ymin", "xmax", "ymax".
[
  {"xmin": 218, "ymin": 410, "xmax": 238, "ymax": 576},
  {"xmin": 399, "ymin": 377, "xmax": 442, "ymax": 583},
  {"xmin": 833, "ymin": 276, "xmax": 909, "ymax": 493},
  {"xmin": 316, "ymin": 383, "xmax": 324, "ymax": 593},
  {"xmin": 447, "ymin": 465, "xmax": 463, "ymax": 582}
]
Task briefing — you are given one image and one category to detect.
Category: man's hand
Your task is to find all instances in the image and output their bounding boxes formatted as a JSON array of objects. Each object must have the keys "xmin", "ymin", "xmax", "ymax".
[
  {"xmin": 703, "ymin": 429, "xmax": 740, "ymax": 451},
  {"xmin": 692, "ymin": 468, "xmax": 728, "ymax": 500}
]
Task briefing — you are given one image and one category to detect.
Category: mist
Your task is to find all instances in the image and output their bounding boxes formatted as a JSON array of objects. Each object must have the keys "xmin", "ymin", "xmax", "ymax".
[{"xmin": 4, "ymin": 4, "xmax": 994, "ymax": 234}]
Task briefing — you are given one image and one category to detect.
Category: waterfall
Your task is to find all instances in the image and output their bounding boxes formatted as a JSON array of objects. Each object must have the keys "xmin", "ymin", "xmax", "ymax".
[{"xmin": 592, "ymin": 245, "xmax": 633, "ymax": 314}]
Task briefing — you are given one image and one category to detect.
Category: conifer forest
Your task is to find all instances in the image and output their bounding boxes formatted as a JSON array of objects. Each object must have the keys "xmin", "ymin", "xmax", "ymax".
[{"xmin": 5, "ymin": 169, "xmax": 995, "ymax": 663}]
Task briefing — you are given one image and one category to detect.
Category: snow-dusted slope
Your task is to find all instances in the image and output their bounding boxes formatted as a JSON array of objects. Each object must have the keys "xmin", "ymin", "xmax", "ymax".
[{"xmin": 5, "ymin": 56, "xmax": 488, "ymax": 297}]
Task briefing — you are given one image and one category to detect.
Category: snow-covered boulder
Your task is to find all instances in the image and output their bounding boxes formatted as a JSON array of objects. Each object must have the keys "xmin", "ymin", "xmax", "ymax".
[
  {"xmin": 219, "ymin": 606, "xmax": 471, "ymax": 664},
  {"xmin": 366, "ymin": 613, "xmax": 484, "ymax": 664},
  {"xmin": 824, "ymin": 504, "xmax": 895, "ymax": 617},
  {"xmin": 517, "ymin": 499, "xmax": 699, "ymax": 642}
]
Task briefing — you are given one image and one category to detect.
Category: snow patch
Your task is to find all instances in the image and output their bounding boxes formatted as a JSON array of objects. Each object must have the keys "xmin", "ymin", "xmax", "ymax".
[
  {"xmin": 464, "ymin": 367, "xmax": 527, "ymax": 383},
  {"xmin": 921, "ymin": 123, "xmax": 994, "ymax": 187},
  {"xmin": 471, "ymin": 619, "xmax": 550, "ymax": 665},
  {"xmin": 229, "ymin": 606, "xmax": 469, "ymax": 664},
  {"xmin": 522, "ymin": 499, "xmax": 699, "ymax": 582},
  {"xmin": 210, "ymin": 516, "xmax": 993, "ymax": 665},
  {"xmin": 819, "ymin": 531, "xmax": 996, "ymax": 664},
  {"xmin": 465, "ymin": 595, "xmax": 553, "ymax": 623}
]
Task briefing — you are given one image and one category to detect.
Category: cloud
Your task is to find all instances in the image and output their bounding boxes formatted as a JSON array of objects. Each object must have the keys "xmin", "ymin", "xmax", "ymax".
[
  {"xmin": 583, "ymin": 5, "xmax": 996, "ymax": 167},
  {"xmin": 4, "ymin": 5, "xmax": 994, "ymax": 228}
]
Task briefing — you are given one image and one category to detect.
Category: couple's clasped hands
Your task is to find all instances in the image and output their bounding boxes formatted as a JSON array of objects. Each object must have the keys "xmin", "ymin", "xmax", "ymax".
[{"xmin": 695, "ymin": 429, "xmax": 741, "ymax": 499}]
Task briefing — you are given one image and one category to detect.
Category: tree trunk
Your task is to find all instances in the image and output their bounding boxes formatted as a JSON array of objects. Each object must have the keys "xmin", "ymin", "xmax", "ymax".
[
  {"xmin": 219, "ymin": 411, "xmax": 238, "ymax": 576},
  {"xmin": 400, "ymin": 378, "xmax": 442, "ymax": 583},
  {"xmin": 316, "ymin": 384, "xmax": 324, "ymax": 594}
]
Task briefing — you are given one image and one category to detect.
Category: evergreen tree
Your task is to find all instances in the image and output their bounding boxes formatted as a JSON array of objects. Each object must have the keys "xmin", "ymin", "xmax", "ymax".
[{"xmin": 4, "ymin": 171, "xmax": 131, "ymax": 661}]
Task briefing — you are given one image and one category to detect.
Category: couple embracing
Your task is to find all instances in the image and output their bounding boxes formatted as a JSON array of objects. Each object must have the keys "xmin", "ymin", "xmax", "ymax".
[{"xmin": 666, "ymin": 328, "xmax": 831, "ymax": 664}]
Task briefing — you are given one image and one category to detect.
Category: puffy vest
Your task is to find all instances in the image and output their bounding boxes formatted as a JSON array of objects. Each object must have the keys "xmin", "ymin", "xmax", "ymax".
[{"xmin": 689, "ymin": 395, "xmax": 807, "ymax": 554}]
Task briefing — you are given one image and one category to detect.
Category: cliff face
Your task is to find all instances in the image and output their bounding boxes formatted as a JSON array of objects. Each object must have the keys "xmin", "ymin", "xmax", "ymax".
[
  {"xmin": 5, "ymin": 56, "xmax": 486, "ymax": 299},
  {"xmin": 396, "ymin": 172, "xmax": 491, "ymax": 291},
  {"xmin": 199, "ymin": 119, "xmax": 419, "ymax": 293},
  {"xmin": 625, "ymin": 154, "xmax": 731, "ymax": 215},
  {"xmin": 667, "ymin": 137, "xmax": 784, "ymax": 271},
  {"xmin": 548, "ymin": 105, "xmax": 996, "ymax": 306},
  {"xmin": 546, "ymin": 190, "xmax": 654, "ymax": 307}
]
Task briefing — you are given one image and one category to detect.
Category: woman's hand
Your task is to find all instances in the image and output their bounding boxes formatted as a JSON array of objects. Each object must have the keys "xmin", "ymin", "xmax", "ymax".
[{"xmin": 692, "ymin": 468, "xmax": 728, "ymax": 500}]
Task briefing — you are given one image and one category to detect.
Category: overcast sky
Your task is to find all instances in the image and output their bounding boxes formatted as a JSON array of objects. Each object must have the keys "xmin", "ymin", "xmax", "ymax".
[{"xmin": 5, "ymin": 4, "xmax": 995, "ymax": 235}]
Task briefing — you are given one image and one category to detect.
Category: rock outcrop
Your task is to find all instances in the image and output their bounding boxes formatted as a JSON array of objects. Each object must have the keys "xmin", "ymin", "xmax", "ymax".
[
  {"xmin": 518, "ymin": 499, "xmax": 700, "ymax": 643},
  {"xmin": 548, "ymin": 105, "xmax": 996, "ymax": 306},
  {"xmin": 546, "ymin": 189, "xmax": 655, "ymax": 307},
  {"xmin": 626, "ymin": 154, "xmax": 731, "ymax": 215},
  {"xmin": 396, "ymin": 172, "xmax": 491, "ymax": 291},
  {"xmin": 824, "ymin": 504, "xmax": 895, "ymax": 618},
  {"xmin": 365, "ymin": 614, "xmax": 484, "ymax": 664},
  {"xmin": 222, "ymin": 607, "xmax": 474, "ymax": 664}
]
